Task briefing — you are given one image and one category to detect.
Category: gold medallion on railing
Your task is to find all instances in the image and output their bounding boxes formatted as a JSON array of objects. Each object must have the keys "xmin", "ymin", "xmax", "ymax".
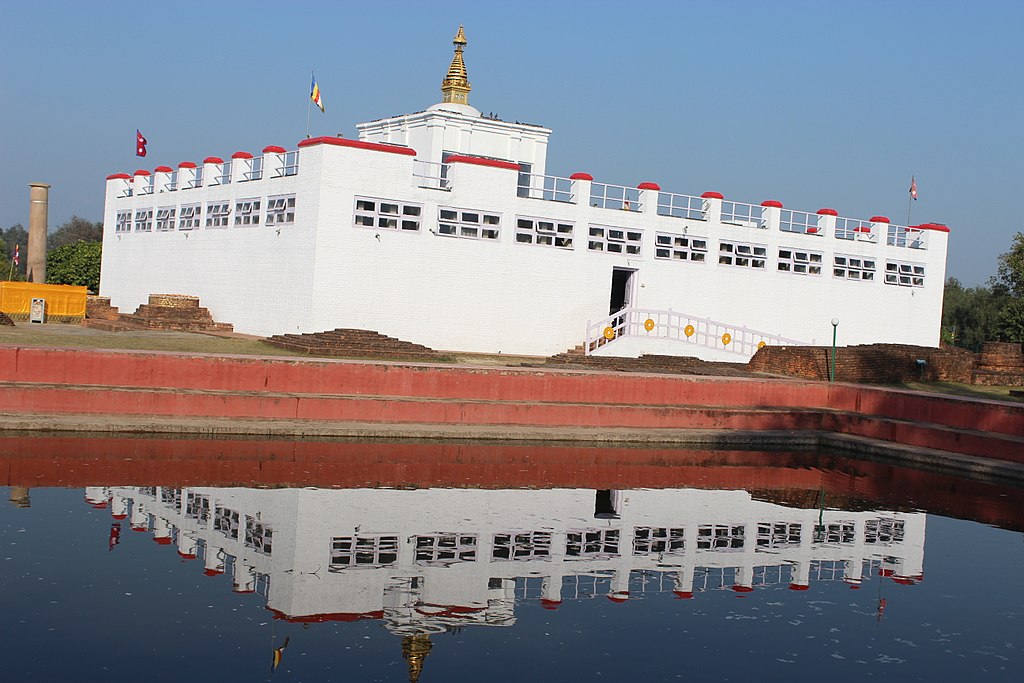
[
  {"xmin": 757, "ymin": 341, "xmax": 766, "ymax": 349},
  {"xmin": 722, "ymin": 332, "xmax": 732, "ymax": 345},
  {"xmin": 644, "ymin": 318, "xmax": 655, "ymax": 332},
  {"xmin": 603, "ymin": 326, "xmax": 616, "ymax": 340},
  {"xmin": 684, "ymin": 324, "xmax": 695, "ymax": 337}
]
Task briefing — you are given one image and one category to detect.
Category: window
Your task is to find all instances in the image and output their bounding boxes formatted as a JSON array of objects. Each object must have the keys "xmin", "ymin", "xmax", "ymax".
[
  {"xmin": 160, "ymin": 487, "xmax": 181, "ymax": 507},
  {"xmin": 655, "ymin": 233, "xmax": 707, "ymax": 262},
  {"xmin": 329, "ymin": 535, "xmax": 399, "ymax": 570},
  {"xmin": 756, "ymin": 522, "xmax": 802, "ymax": 549},
  {"xmin": 814, "ymin": 521, "xmax": 855, "ymax": 544},
  {"xmin": 515, "ymin": 216, "xmax": 574, "ymax": 248},
  {"xmin": 587, "ymin": 225, "xmax": 642, "ymax": 254},
  {"xmin": 566, "ymin": 529, "xmax": 620, "ymax": 558},
  {"xmin": 178, "ymin": 204, "xmax": 201, "ymax": 230},
  {"xmin": 777, "ymin": 248, "xmax": 822, "ymax": 275},
  {"xmin": 186, "ymin": 493, "xmax": 210, "ymax": 522},
  {"xmin": 865, "ymin": 518, "xmax": 905, "ymax": 544},
  {"xmin": 245, "ymin": 516, "xmax": 273, "ymax": 555},
  {"xmin": 414, "ymin": 534, "xmax": 478, "ymax": 565},
  {"xmin": 633, "ymin": 527, "xmax": 685, "ymax": 555},
  {"xmin": 718, "ymin": 240, "xmax": 766, "ymax": 268},
  {"xmin": 155, "ymin": 207, "xmax": 176, "ymax": 232},
  {"xmin": 266, "ymin": 195, "xmax": 296, "ymax": 226},
  {"xmin": 697, "ymin": 524, "xmax": 745, "ymax": 550},
  {"xmin": 166, "ymin": 170, "xmax": 178, "ymax": 192},
  {"xmin": 491, "ymin": 531, "xmax": 552, "ymax": 561},
  {"xmin": 885, "ymin": 260, "xmax": 925, "ymax": 287},
  {"xmin": 833, "ymin": 255, "xmax": 876, "ymax": 281},
  {"xmin": 235, "ymin": 198, "xmax": 261, "ymax": 226},
  {"xmin": 354, "ymin": 197, "xmax": 422, "ymax": 231},
  {"xmin": 115, "ymin": 210, "xmax": 131, "ymax": 233},
  {"xmin": 191, "ymin": 166, "xmax": 204, "ymax": 189},
  {"xmin": 214, "ymin": 506, "xmax": 240, "ymax": 539},
  {"xmin": 438, "ymin": 207, "xmax": 500, "ymax": 239},
  {"xmin": 206, "ymin": 202, "xmax": 230, "ymax": 228}
]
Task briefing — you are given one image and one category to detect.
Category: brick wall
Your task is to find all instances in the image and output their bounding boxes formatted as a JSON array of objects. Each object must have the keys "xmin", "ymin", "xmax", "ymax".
[
  {"xmin": 973, "ymin": 342, "xmax": 1024, "ymax": 386},
  {"xmin": 747, "ymin": 343, "xmax": 976, "ymax": 384}
]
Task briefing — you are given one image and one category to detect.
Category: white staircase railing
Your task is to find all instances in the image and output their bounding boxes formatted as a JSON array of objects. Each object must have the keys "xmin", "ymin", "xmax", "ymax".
[{"xmin": 584, "ymin": 308, "xmax": 810, "ymax": 357}]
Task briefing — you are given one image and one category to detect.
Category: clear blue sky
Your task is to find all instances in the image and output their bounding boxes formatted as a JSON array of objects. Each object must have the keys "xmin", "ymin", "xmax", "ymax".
[{"xmin": 1, "ymin": 0, "xmax": 1021, "ymax": 286}]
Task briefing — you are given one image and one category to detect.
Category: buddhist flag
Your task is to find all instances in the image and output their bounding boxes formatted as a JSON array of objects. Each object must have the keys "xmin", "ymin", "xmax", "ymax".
[
  {"xmin": 909, "ymin": 176, "xmax": 918, "ymax": 201},
  {"xmin": 12, "ymin": 244, "xmax": 19, "ymax": 267},
  {"xmin": 136, "ymin": 129, "xmax": 148, "ymax": 157},
  {"xmin": 310, "ymin": 75, "xmax": 325, "ymax": 113}
]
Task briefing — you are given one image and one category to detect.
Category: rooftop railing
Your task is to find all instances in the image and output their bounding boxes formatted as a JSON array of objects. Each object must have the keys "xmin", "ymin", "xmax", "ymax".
[
  {"xmin": 720, "ymin": 200, "xmax": 766, "ymax": 229},
  {"xmin": 656, "ymin": 191, "xmax": 706, "ymax": 220},
  {"xmin": 517, "ymin": 172, "xmax": 574, "ymax": 203},
  {"xmin": 413, "ymin": 160, "xmax": 450, "ymax": 190},
  {"xmin": 590, "ymin": 182, "xmax": 641, "ymax": 212}
]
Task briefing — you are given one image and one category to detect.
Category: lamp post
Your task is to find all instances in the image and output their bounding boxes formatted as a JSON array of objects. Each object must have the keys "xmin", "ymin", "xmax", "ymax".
[{"xmin": 829, "ymin": 318, "xmax": 839, "ymax": 383}]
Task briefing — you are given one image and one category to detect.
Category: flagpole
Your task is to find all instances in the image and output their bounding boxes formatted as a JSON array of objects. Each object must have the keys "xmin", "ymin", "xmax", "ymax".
[
  {"xmin": 907, "ymin": 191, "xmax": 912, "ymax": 226},
  {"xmin": 306, "ymin": 71, "xmax": 313, "ymax": 139}
]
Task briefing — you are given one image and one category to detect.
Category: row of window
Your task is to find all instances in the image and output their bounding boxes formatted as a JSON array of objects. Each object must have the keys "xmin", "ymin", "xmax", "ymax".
[
  {"xmin": 348, "ymin": 198, "xmax": 925, "ymax": 286},
  {"xmin": 325, "ymin": 519, "xmax": 905, "ymax": 568},
  {"xmin": 115, "ymin": 195, "xmax": 296, "ymax": 233}
]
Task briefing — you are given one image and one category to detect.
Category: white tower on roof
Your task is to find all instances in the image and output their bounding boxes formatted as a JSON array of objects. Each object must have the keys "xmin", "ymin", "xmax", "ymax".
[{"xmin": 356, "ymin": 25, "xmax": 551, "ymax": 176}]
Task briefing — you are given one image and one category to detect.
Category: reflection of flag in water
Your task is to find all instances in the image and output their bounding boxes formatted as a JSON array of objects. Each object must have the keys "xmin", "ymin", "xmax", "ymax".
[
  {"xmin": 271, "ymin": 637, "xmax": 290, "ymax": 672},
  {"xmin": 108, "ymin": 523, "xmax": 121, "ymax": 551}
]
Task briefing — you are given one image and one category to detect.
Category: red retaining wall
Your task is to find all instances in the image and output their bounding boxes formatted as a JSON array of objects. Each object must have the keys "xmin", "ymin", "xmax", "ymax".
[{"xmin": 0, "ymin": 348, "xmax": 1021, "ymax": 457}]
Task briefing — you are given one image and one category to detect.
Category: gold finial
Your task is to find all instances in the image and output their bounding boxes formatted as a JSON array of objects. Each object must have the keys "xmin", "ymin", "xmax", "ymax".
[
  {"xmin": 441, "ymin": 25, "xmax": 472, "ymax": 105},
  {"xmin": 401, "ymin": 634, "xmax": 434, "ymax": 683}
]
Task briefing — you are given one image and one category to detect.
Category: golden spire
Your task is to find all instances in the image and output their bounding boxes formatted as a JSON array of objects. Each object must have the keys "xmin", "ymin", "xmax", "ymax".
[
  {"xmin": 401, "ymin": 634, "xmax": 433, "ymax": 683},
  {"xmin": 441, "ymin": 25, "xmax": 472, "ymax": 105}
]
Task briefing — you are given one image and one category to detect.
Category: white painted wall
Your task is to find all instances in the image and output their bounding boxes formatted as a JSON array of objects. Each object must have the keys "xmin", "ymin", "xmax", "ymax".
[{"xmin": 100, "ymin": 125, "xmax": 949, "ymax": 360}]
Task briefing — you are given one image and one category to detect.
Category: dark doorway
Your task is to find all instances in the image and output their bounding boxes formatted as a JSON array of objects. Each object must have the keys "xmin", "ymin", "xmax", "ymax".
[
  {"xmin": 595, "ymin": 489, "xmax": 621, "ymax": 519},
  {"xmin": 609, "ymin": 268, "xmax": 636, "ymax": 315}
]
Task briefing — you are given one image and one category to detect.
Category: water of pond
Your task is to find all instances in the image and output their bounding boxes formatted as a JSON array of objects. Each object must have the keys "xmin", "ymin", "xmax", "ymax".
[{"xmin": 1, "ymin": 435, "xmax": 1022, "ymax": 682}]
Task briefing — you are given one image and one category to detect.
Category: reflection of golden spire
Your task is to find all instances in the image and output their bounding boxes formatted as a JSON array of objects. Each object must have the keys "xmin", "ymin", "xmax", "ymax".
[
  {"xmin": 401, "ymin": 634, "xmax": 433, "ymax": 683},
  {"xmin": 9, "ymin": 486, "xmax": 30, "ymax": 508},
  {"xmin": 441, "ymin": 25, "xmax": 472, "ymax": 105}
]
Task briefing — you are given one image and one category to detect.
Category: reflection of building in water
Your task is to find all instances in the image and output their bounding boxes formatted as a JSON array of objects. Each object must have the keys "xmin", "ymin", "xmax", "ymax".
[{"xmin": 86, "ymin": 486, "xmax": 925, "ymax": 621}]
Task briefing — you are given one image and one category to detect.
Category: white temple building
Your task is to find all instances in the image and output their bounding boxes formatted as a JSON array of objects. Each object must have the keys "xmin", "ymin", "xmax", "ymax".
[{"xmin": 99, "ymin": 27, "xmax": 950, "ymax": 361}]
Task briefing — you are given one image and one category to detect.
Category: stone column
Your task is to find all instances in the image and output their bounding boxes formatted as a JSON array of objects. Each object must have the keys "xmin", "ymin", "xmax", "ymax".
[{"xmin": 28, "ymin": 182, "xmax": 50, "ymax": 283}]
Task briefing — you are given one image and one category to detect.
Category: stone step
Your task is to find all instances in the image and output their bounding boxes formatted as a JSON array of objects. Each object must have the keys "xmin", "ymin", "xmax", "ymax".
[{"xmin": 1, "ymin": 380, "xmax": 1021, "ymax": 464}]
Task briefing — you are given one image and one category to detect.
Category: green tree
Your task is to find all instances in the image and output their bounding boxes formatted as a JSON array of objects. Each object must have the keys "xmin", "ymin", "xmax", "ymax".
[
  {"xmin": 991, "ymin": 231, "xmax": 1024, "ymax": 297},
  {"xmin": 1, "ymin": 223, "xmax": 29, "ymax": 279},
  {"xmin": 48, "ymin": 215, "xmax": 103, "ymax": 250},
  {"xmin": 941, "ymin": 277, "xmax": 1005, "ymax": 351},
  {"xmin": 995, "ymin": 298, "xmax": 1024, "ymax": 342},
  {"xmin": 46, "ymin": 242, "xmax": 102, "ymax": 292}
]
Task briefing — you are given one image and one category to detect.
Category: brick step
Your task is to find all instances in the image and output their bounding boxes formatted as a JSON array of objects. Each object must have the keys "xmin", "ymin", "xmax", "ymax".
[
  {"xmin": 4, "ymin": 347, "xmax": 1022, "ymax": 440},
  {"xmin": 973, "ymin": 371, "xmax": 1024, "ymax": 387},
  {"xmin": 264, "ymin": 328, "xmax": 438, "ymax": 359},
  {"xmin": 1, "ymin": 381, "xmax": 1021, "ymax": 463}
]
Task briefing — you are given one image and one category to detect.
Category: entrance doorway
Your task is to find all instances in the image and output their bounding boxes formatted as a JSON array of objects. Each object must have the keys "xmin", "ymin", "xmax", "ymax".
[{"xmin": 609, "ymin": 268, "xmax": 637, "ymax": 315}]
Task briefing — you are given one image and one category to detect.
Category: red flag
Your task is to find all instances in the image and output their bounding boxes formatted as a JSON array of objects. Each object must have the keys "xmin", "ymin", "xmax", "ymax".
[
  {"xmin": 136, "ymin": 129, "xmax": 148, "ymax": 157},
  {"xmin": 12, "ymin": 244, "xmax": 19, "ymax": 267},
  {"xmin": 909, "ymin": 176, "xmax": 917, "ymax": 201}
]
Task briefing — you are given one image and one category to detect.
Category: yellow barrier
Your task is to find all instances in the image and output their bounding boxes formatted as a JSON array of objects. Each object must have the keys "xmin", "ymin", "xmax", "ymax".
[{"xmin": 0, "ymin": 282, "xmax": 88, "ymax": 318}]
